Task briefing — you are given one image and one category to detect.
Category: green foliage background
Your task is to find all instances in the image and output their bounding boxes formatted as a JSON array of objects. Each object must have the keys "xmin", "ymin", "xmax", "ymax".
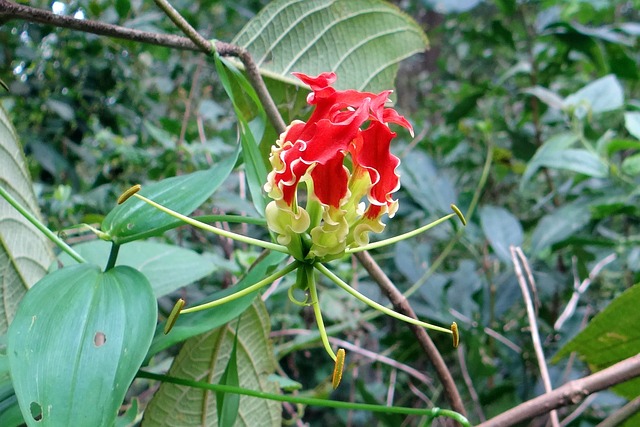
[{"xmin": 2, "ymin": 0, "xmax": 640, "ymax": 425}]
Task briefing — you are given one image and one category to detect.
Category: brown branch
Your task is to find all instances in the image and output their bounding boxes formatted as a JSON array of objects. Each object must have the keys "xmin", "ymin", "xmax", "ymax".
[
  {"xmin": 354, "ymin": 251, "xmax": 466, "ymax": 418},
  {"xmin": 478, "ymin": 354, "xmax": 640, "ymax": 427},
  {"xmin": 0, "ymin": 0, "xmax": 286, "ymax": 133}
]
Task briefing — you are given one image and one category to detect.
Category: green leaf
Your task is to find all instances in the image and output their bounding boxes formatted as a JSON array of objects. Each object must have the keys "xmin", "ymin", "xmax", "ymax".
[
  {"xmin": 521, "ymin": 132, "xmax": 593, "ymax": 189},
  {"xmin": 101, "ymin": 146, "xmax": 239, "ymax": 244},
  {"xmin": 142, "ymin": 300, "xmax": 281, "ymax": 427},
  {"xmin": 217, "ymin": 320, "xmax": 240, "ymax": 427},
  {"xmin": 625, "ymin": 112, "xmax": 640, "ymax": 140},
  {"xmin": 232, "ymin": 0, "xmax": 428, "ymax": 93},
  {"xmin": 8, "ymin": 264, "xmax": 157, "ymax": 426},
  {"xmin": 563, "ymin": 74, "xmax": 624, "ymax": 118},
  {"xmin": 115, "ymin": 398, "xmax": 138, "ymax": 427},
  {"xmin": 0, "ymin": 105, "xmax": 55, "ymax": 334},
  {"xmin": 479, "ymin": 205, "xmax": 523, "ymax": 264},
  {"xmin": 145, "ymin": 251, "xmax": 287, "ymax": 360},
  {"xmin": 555, "ymin": 283, "xmax": 640, "ymax": 400},
  {"xmin": 622, "ymin": 153, "xmax": 640, "ymax": 175},
  {"xmin": 214, "ymin": 54, "xmax": 269, "ymax": 216},
  {"xmin": 55, "ymin": 240, "xmax": 223, "ymax": 298},
  {"xmin": 530, "ymin": 199, "xmax": 592, "ymax": 255}
]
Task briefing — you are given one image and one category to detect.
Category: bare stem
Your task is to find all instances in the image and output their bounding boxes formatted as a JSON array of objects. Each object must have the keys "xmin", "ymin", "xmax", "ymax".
[
  {"xmin": 511, "ymin": 246, "xmax": 559, "ymax": 427},
  {"xmin": 478, "ymin": 354, "xmax": 640, "ymax": 427}
]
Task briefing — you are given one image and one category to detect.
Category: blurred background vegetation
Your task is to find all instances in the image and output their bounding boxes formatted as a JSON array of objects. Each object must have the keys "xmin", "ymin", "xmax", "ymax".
[{"xmin": 2, "ymin": 0, "xmax": 640, "ymax": 425}]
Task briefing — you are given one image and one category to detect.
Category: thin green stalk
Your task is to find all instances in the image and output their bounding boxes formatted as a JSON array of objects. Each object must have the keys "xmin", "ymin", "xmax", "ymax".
[
  {"xmin": 404, "ymin": 140, "xmax": 494, "ymax": 299},
  {"xmin": 0, "ymin": 185, "xmax": 86, "ymax": 264},
  {"xmin": 137, "ymin": 370, "xmax": 471, "ymax": 426},
  {"xmin": 105, "ymin": 242, "xmax": 120, "ymax": 271},
  {"xmin": 307, "ymin": 265, "xmax": 338, "ymax": 361},
  {"xmin": 315, "ymin": 262, "xmax": 452, "ymax": 335},
  {"xmin": 181, "ymin": 261, "xmax": 300, "ymax": 314},
  {"xmin": 132, "ymin": 193, "xmax": 288, "ymax": 253},
  {"xmin": 346, "ymin": 213, "xmax": 457, "ymax": 254}
]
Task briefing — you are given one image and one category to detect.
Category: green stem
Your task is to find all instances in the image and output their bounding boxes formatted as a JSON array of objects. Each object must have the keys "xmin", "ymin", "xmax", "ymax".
[
  {"xmin": 105, "ymin": 242, "xmax": 120, "ymax": 271},
  {"xmin": 404, "ymin": 139, "xmax": 494, "ymax": 299},
  {"xmin": 346, "ymin": 213, "xmax": 457, "ymax": 254},
  {"xmin": 181, "ymin": 261, "xmax": 300, "ymax": 314},
  {"xmin": 0, "ymin": 185, "xmax": 86, "ymax": 264},
  {"xmin": 307, "ymin": 265, "xmax": 338, "ymax": 361},
  {"xmin": 315, "ymin": 263, "xmax": 452, "ymax": 335},
  {"xmin": 132, "ymin": 193, "xmax": 288, "ymax": 253},
  {"xmin": 136, "ymin": 370, "xmax": 470, "ymax": 426}
]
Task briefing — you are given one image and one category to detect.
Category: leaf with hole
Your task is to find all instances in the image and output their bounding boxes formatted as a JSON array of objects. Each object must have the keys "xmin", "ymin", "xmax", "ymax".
[{"xmin": 7, "ymin": 264, "xmax": 157, "ymax": 427}]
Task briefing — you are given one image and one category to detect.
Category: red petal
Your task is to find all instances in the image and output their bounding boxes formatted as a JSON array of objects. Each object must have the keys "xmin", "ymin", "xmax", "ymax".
[{"xmin": 352, "ymin": 121, "xmax": 400, "ymax": 206}]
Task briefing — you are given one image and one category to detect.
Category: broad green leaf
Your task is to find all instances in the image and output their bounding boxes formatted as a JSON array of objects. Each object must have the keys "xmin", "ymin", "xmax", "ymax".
[
  {"xmin": 145, "ymin": 251, "xmax": 288, "ymax": 360},
  {"xmin": 8, "ymin": 264, "xmax": 157, "ymax": 427},
  {"xmin": 102, "ymin": 146, "xmax": 239, "ymax": 244},
  {"xmin": 622, "ymin": 153, "xmax": 640, "ymax": 176},
  {"xmin": 625, "ymin": 112, "xmax": 640, "ymax": 140},
  {"xmin": 142, "ymin": 300, "xmax": 281, "ymax": 427},
  {"xmin": 55, "ymin": 240, "xmax": 224, "ymax": 298},
  {"xmin": 555, "ymin": 283, "xmax": 640, "ymax": 400},
  {"xmin": 563, "ymin": 74, "xmax": 624, "ymax": 118},
  {"xmin": 532, "ymin": 148, "xmax": 607, "ymax": 178},
  {"xmin": 479, "ymin": 205, "xmax": 523, "ymax": 264},
  {"xmin": 232, "ymin": 0, "xmax": 428, "ymax": 93},
  {"xmin": 521, "ymin": 132, "xmax": 578, "ymax": 189},
  {"xmin": 0, "ymin": 105, "xmax": 55, "ymax": 334},
  {"xmin": 530, "ymin": 200, "xmax": 592, "ymax": 255},
  {"xmin": 401, "ymin": 150, "xmax": 457, "ymax": 215}
]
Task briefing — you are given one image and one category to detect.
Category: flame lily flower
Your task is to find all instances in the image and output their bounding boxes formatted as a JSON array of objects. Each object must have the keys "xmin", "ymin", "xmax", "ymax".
[{"xmin": 264, "ymin": 72, "xmax": 413, "ymax": 261}]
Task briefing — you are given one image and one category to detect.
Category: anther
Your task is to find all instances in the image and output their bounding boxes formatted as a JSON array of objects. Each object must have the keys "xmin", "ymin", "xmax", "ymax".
[
  {"xmin": 164, "ymin": 298, "xmax": 185, "ymax": 334},
  {"xmin": 117, "ymin": 184, "xmax": 142, "ymax": 204},
  {"xmin": 332, "ymin": 348, "xmax": 346, "ymax": 389}
]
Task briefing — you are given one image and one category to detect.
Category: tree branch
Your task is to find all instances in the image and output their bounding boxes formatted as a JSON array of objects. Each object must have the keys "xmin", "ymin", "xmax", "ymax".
[
  {"xmin": 0, "ymin": 0, "xmax": 286, "ymax": 133},
  {"xmin": 478, "ymin": 354, "xmax": 640, "ymax": 427},
  {"xmin": 354, "ymin": 251, "xmax": 466, "ymax": 419}
]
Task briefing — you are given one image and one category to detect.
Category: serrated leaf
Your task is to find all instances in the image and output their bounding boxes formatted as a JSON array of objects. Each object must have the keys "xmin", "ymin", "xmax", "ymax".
[
  {"xmin": 554, "ymin": 283, "xmax": 640, "ymax": 400},
  {"xmin": 0, "ymin": 106, "xmax": 55, "ymax": 334},
  {"xmin": 146, "ymin": 251, "xmax": 287, "ymax": 360},
  {"xmin": 8, "ymin": 264, "xmax": 157, "ymax": 427},
  {"xmin": 55, "ymin": 240, "xmax": 222, "ymax": 298},
  {"xmin": 232, "ymin": 0, "xmax": 428, "ymax": 93},
  {"xmin": 479, "ymin": 205, "xmax": 523, "ymax": 264},
  {"xmin": 102, "ymin": 146, "xmax": 239, "ymax": 244},
  {"xmin": 142, "ymin": 300, "xmax": 281, "ymax": 427}
]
